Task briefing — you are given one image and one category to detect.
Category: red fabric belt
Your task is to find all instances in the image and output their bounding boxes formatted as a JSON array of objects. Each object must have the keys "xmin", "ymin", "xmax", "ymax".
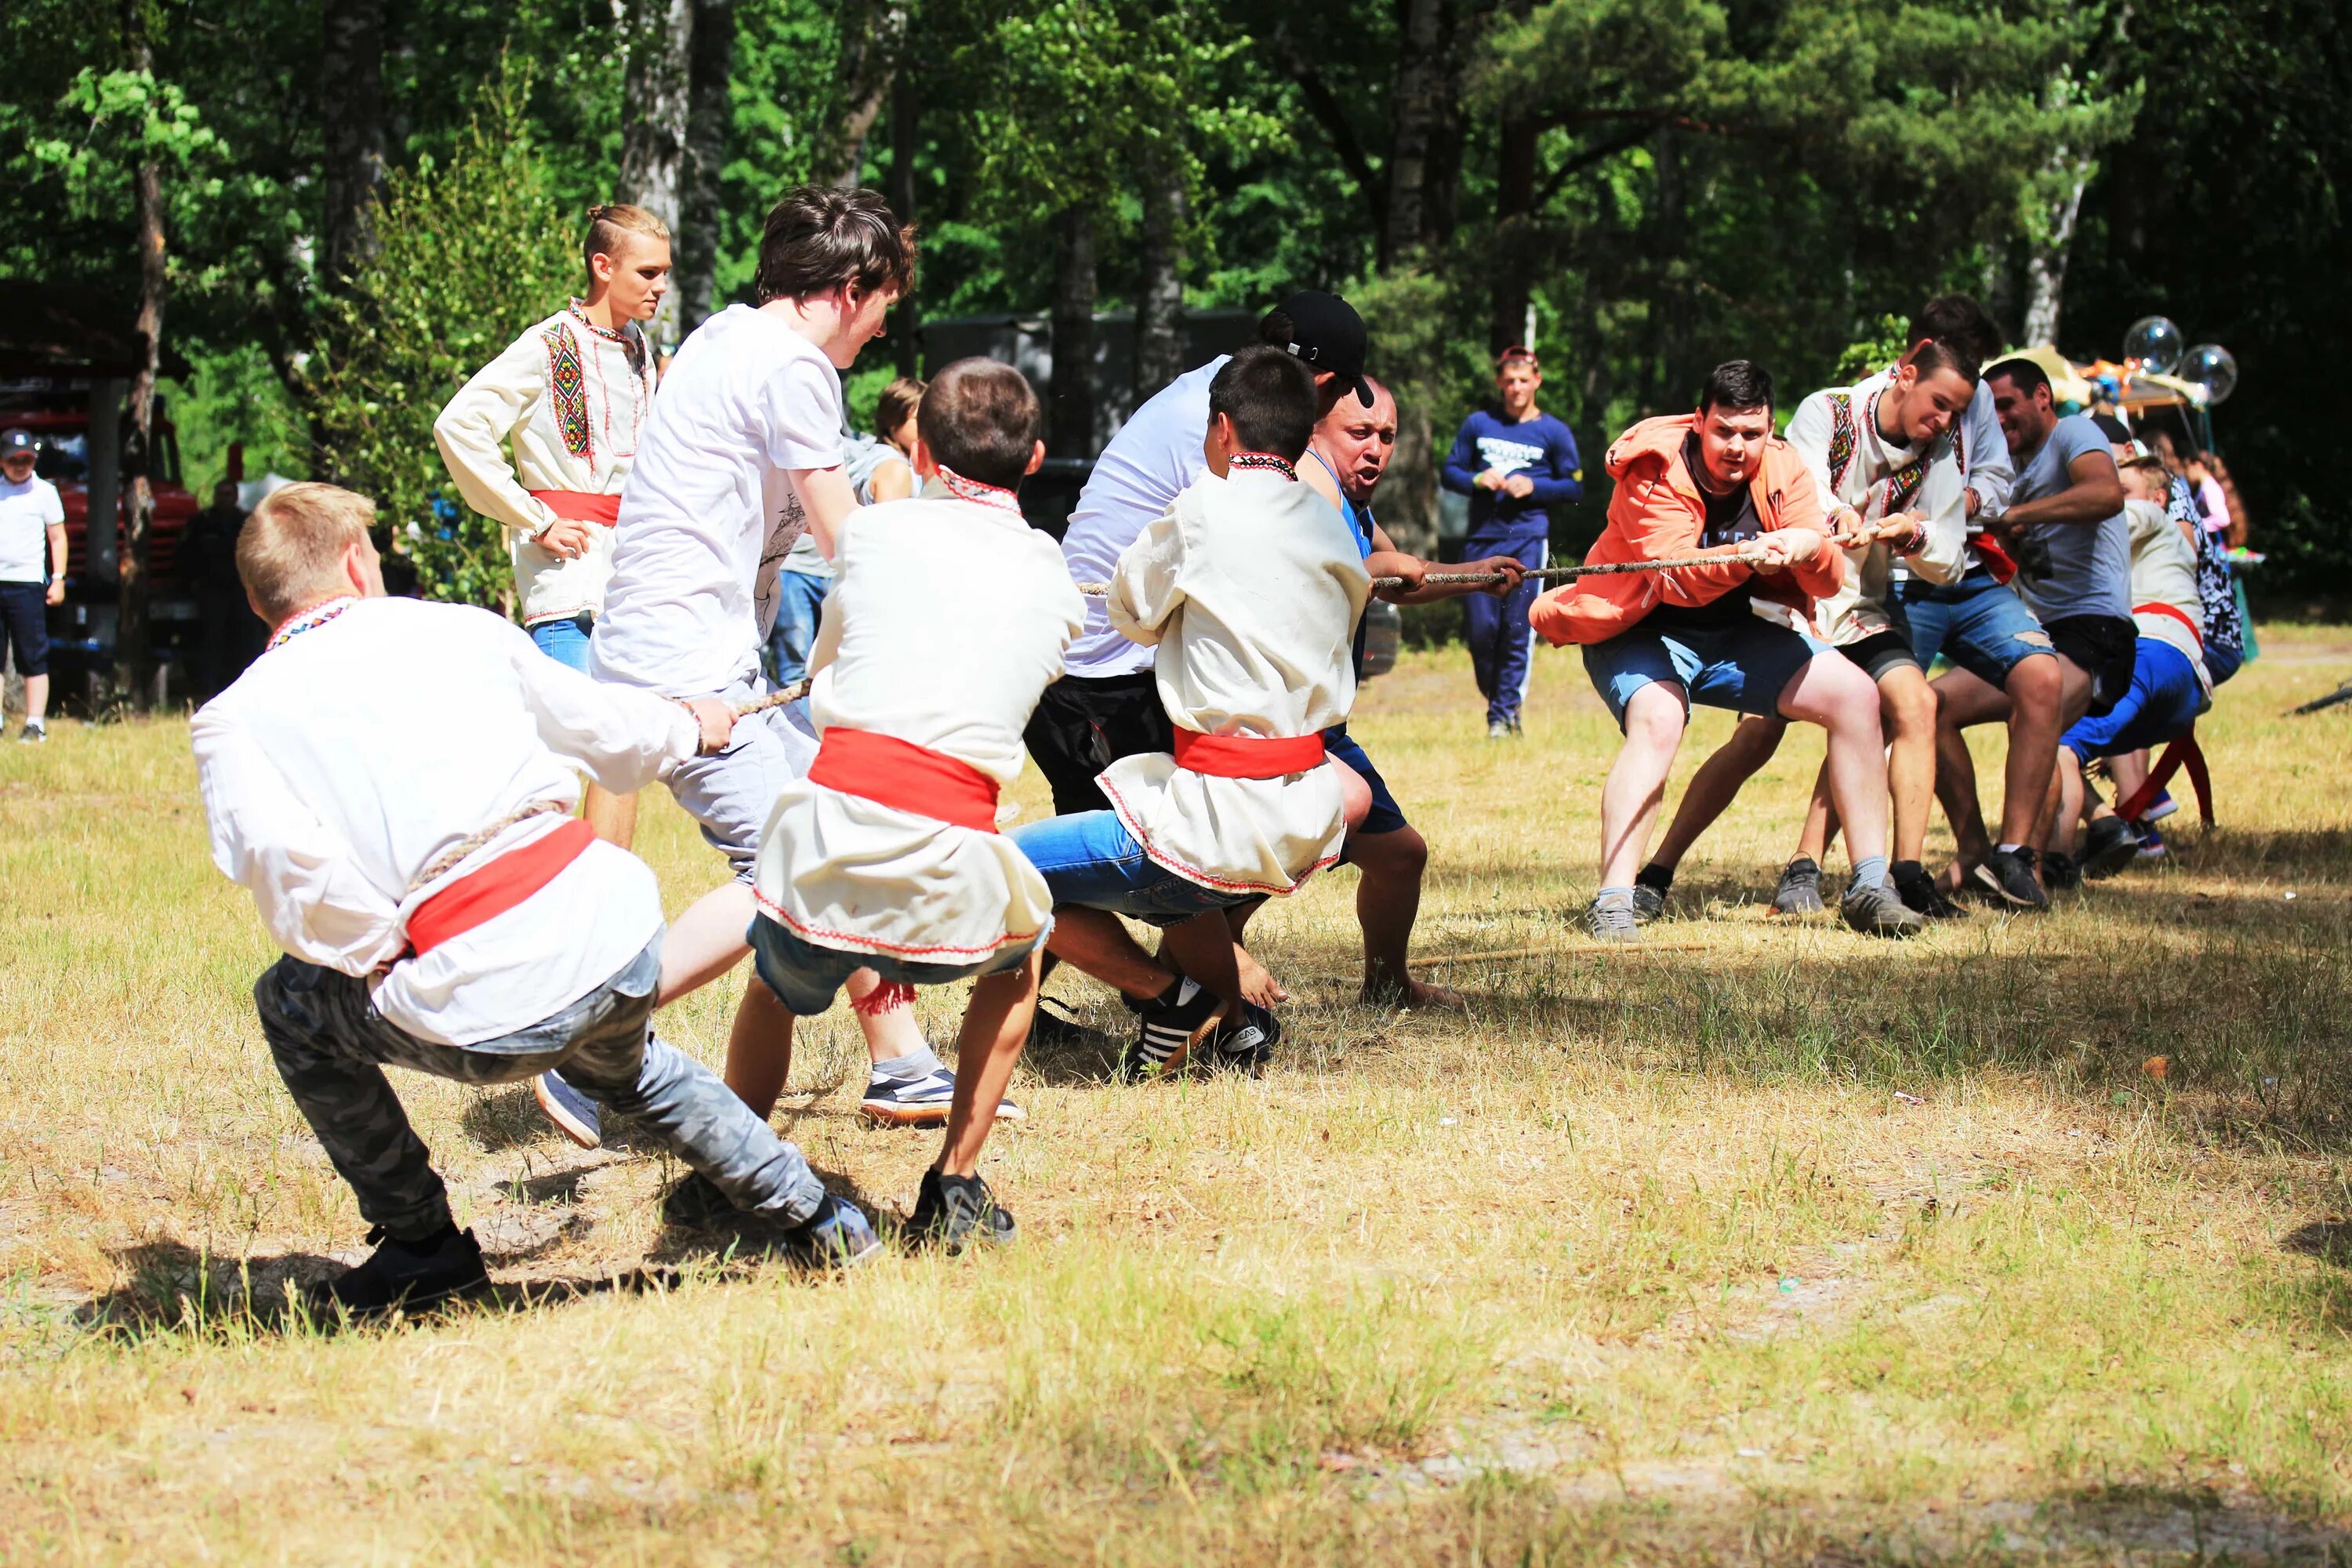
[
  {"xmin": 2136, "ymin": 600, "xmax": 2203, "ymax": 648},
  {"xmin": 406, "ymin": 817, "xmax": 597, "ymax": 958},
  {"xmin": 529, "ymin": 490, "xmax": 622, "ymax": 525},
  {"xmin": 1973, "ymin": 534, "xmax": 2020, "ymax": 584},
  {"xmin": 1171, "ymin": 728, "xmax": 1327, "ymax": 779},
  {"xmin": 808, "ymin": 728, "xmax": 1000, "ymax": 833}
]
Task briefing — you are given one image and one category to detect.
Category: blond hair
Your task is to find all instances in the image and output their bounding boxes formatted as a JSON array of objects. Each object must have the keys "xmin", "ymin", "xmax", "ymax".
[
  {"xmin": 583, "ymin": 203, "xmax": 671, "ymax": 279},
  {"xmin": 237, "ymin": 482, "xmax": 375, "ymax": 622}
]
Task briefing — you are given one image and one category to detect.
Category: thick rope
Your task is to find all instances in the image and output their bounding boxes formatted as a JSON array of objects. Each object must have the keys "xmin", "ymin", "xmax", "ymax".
[{"xmin": 408, "ymin": 798, "xmax": 572, "ymax": 894}]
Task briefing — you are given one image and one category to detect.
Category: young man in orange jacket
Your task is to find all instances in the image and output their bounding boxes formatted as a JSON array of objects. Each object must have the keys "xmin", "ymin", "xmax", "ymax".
[{"xmin": 1530, "ymin": 361, "xmax": 1922, "ymax": 941}]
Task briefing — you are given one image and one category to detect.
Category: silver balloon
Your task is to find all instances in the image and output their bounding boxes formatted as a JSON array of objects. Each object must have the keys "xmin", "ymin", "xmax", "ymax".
[
  {"xmin": 2181, "ymin": 343, "xmax": 2238, "ymax": 405},
  {"xmin": 2122, "ymin": 315, "xmax": 2184, "ymax": 375}
]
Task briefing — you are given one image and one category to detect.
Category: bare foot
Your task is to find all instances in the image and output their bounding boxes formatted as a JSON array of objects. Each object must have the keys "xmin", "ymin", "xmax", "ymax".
[
  {"xmin": 1363, "ymin": 971, "xmax": 1465, "ymax": 1011},
  {"xmin": 1235, "ymin": 948, "xmax": 1288, "ymax": 1007}
]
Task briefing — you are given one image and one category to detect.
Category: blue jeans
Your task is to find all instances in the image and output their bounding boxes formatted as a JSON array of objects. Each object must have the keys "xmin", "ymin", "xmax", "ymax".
[
  {"xmin": 2060, "ymin": 639, "xmax": 2205, "ymax": 760},
  {"xmin": 1896, "ymin": 570, "xmax": 2053, "ymax": 689},
  {"xmin": 764, "ymin": 571, "xmax": 832, "ymax": 687},
  {"xmin": 1008, "ymin": 810, "xmax": 1255, "ymax": 927},
  {"xmin": 1581, "ymin": 615, "xmax": 1825, "ymax": 731},
  {"xmin": 749, "ymin": 915, "xmax": 1044, "ymax": 1018},
  {"xmin": 529, "ymin": 612, "xmax": 593, "ymax": 673},
  {"xmin": 252, "ymin": 936, "xmax": 828, "ymax": 1238},
  {"xmin": 1461, "ymin": 530, "xmax": 1547, "ymax": 725}
]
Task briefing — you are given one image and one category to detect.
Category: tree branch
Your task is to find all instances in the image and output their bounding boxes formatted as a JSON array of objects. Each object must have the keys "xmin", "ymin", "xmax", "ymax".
[
  {"xmin": 1533, "ymin": 122, "xmax": 1661, "ymax": 206},
  {"xmin": 1272, "ymin": 27, "xmax": 1387, "ymax": 238}
]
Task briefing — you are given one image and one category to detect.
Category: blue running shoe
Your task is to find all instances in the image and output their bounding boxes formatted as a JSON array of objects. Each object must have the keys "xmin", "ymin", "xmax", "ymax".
[
  {"xmin": 533, "ymin": 1069, "xmax": 601, "ymax": 1149},
  {"xmin": 789, "ymin": 1193, "xmax": 883, "ymax": 1269},
  {"xmin": 2143, "ymin": 789, "xmax": 2179, "ymax": 825},
  {"xmin": 861, "ymin": 1065, "xmax": 1025, "ymax": 1127}
]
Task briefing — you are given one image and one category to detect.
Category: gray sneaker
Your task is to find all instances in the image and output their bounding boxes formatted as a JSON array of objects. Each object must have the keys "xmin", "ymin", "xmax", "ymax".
[
  {"xmin": 1631, "ymin": 881, "xmax": 1668, "ymax": 923},
  {"xmin": 1585, "ymin": 895, "xmax": 1640, "ymax": 943},
  {"xmin": 1773, "ymin": 857, "xmax": 1827, "ymax": 915},
  {"xmin": 1842, "ymin": 878, "xmax": 1926, "ymax": 938}
]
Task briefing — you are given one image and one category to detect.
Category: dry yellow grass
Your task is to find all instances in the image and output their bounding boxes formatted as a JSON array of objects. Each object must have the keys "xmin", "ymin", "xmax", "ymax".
[{"xmin": 4, "ymin": 625, "xmax": 2352, "ymax": 1565}]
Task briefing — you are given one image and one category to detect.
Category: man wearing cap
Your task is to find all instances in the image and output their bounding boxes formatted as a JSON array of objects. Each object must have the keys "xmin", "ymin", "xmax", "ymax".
[
  {"xmin": 1440, "ymin": 348, "xmax": 1584, "ymax": 737},
  {"xmin": 0, "ymin": 430, "xmax": 67, "ymax": 742}
]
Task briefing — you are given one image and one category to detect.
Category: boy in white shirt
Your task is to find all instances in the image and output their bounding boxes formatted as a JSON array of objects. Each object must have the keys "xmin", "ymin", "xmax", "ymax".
[
  {"xmin": 1009, "ymin": 348, "xmax": 1370, "ymax": 1081},
  {"xmin": 195, "ymin": 484, "xmax": 875, "ymax": 1318},
  {"xmin": 586, "ymin": 187, "xmax": 997, "ymax": 1157},
  {"xmin": 740, "ymin": 359, "xmax": 1083, "ymax": 1250},
  {"xmin": 0, "ymin": 429, "xmax": 66, "ymax": 742}
]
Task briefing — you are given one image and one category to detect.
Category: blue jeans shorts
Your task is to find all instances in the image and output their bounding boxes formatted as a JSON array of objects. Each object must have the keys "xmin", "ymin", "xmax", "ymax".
[
  {"xmin": 1582, "ymin": 614, "xmax": 1826, "ymax": 730},
  {"xmin": 1896, "ymin": 569, "xmax": 2054, "ymax": 689},
  {"xmin": 749, "ymin": 913, "xmax": 1044, "ymax": 1017},
  {"xmin": 1323, "ymin": 723, "xmax": 1406, "ymax": 838},
  {"xmin": 1008, "ymin": 810, "xmax": 1256, "ymax": 927},
  {"xmin": 529, "ymin": 612, "xmax": 593, "ymax": 673},
  {"xmin": 2059, "ymin": 639, "xmax": 2205, "ymax": 761}
]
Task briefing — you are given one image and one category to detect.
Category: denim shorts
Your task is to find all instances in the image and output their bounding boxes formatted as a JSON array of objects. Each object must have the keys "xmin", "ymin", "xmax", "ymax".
[
  {"xmin": 749, "ymin": 913, "xmax": 1044, "ymax": 1017},
  {"xmin": 2059, "ymin": 639, "xmax": 2205, "ymax": 761},
  {"xmin": 1581, "ymin": 615, "xmax": 1826, "ymax": 730},
  {"xmin": 1897, "ymin": 569, "xmax": 2055, "ymax": 689},
  {"xmin": 1007, "ymin": 809, "xmax": 1256, "ymax": 927},
  {"xmin": 528, "ymin": 612, "xmax": 593, "ymax": 673},
  {"xmin": 1323, "ymin": 723, "xmax": 1407, "ymax": 838}
]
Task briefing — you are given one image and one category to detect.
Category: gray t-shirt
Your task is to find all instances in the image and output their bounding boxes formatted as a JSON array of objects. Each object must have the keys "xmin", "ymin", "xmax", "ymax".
[{"xmin": 2009, "ymin": 412, "xmax": 2130, "ymax": 622}]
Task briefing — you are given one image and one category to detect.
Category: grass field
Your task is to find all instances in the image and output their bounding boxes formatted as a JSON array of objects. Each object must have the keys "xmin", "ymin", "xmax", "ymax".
[{"xmin": 5, "ymin": 626, "xmax": 2352, "ymax": 1565}]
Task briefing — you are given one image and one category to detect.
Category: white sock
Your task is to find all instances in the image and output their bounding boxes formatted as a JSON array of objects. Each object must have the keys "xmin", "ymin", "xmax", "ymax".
[{"xmin": 1996, "ymin": 843, "xmax": 2023, "ymax": 855}]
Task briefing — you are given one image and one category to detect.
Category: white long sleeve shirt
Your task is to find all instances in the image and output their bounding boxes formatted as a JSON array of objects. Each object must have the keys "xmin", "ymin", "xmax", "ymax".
[
  {"xmin": 753, "ymin": 492, "xmax": 1087, "ymax": 962},
  {"xmin": 194, "ymin": 596, "xmax": 699, "ymax": 1046},
  {"xmin": 1097, "ymin": 467, "xmax": 1370, "ymax": 895},
  {"xmin": 433, "ymin": 304, "xmax": 655, "ymax": 626}
]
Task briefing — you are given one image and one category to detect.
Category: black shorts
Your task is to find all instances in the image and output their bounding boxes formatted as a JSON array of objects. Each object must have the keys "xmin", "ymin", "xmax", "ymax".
[
  {"xmin": 1021, "ymin": 670, "xmax": 1173, "ymax": 817},
  {"xmin": 1838, "ymin": 627, "xmax": 1922, "ymax": 684},
  {"xmin": 0, "ymin": 582, "xmax": 49, "ymax": 678},
  {"xmin": 2044, "ymin": 614, "xmax": 2138, "ymax": 717}
]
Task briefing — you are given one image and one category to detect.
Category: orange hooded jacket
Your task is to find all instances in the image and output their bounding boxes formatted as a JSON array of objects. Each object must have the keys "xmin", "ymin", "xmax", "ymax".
[{"xmin": 1528, "ymin": 414, "xmax": 1845, "ymax": 647}]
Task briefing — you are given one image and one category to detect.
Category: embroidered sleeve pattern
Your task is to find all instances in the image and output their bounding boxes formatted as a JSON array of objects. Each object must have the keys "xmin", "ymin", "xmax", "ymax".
[{"xmin": 1824, "ymin": 394, "xmax": 1857, "ymax": 492}]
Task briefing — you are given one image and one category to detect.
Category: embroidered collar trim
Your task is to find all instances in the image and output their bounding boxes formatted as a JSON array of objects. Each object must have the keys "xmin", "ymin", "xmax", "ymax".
[
  {"xmin": 936, "ymin": 466, "xmax": 1025, "ymax": 514},
  {"xmin": 566, "ymin": 300, "xmax": 631, "ymax": 345},
  {"xmin": 268, "ymin": 596, "xmax": 358, "ymax": 651},
  {"xmin": 1229, "ymin": 451, "xmax": 1298, "ymax": 481}
]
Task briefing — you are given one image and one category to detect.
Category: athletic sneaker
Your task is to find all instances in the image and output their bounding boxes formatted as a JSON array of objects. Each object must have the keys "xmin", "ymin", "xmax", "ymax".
[
  {"xmin": 660, "ymin": 1171, "xmax": 735, "ymax": 1231},
  {"xmin": 17, "ymin": 721, "xmax": 45, "ymax": 744},
  {"xmin": 1585, "ymin": 895, "xmax": 1639, "ymax": 943},
  {"xmin": 1487, "ymin": 719, "xmax": 1512, "ymax": 740},
  {"xmin": 861, "ymin": 1065, "xmax": 1025, "ymax": 1127},
  {"xmin": 1204, "ymin": 1001, "xmax": 1280, "ymax": 1076},
  {"xmin": 2143, "ymin": 789, "xmax": 2179, "ymax": 824},
  {"xmin": 533, "ymin": 1069, "xmax": 601, "ymax": 1149},
  {"xmin": 1120, "ymin": 978, "xmax": 1224, "ymax": 1082},
  {"xmin": 1970, "ymin": 848, "xmax": 2049, "ymax": 910},
  {"xmin": 1891, "ymin": 860, "xmax": 1968, "ymax": 921},
  {"xmin": 1507, "ymin": 717, "xmax": 1524, "ymax": 737},
  {"xmin": 1773, "ymin": 857, "xmax": 1828, "ymax": 916},
  {"xmin": 2078, "ymin": 815, "xmax": 2142, "ymax": 880},
  {"xmin": 2042, "ymin": 851, "xmax": 2082, "ymax": 892},
  {"xmin": 786, "ymin": 1194, "xmax": 883, "ymax": 1269},
  {"xmin": 1632, "ymin": 869, "xmax": 1671, "ymax": 923},
  {"xmin": 307, "ymin": 1224, "xmax": 488, "ymax": 1319},
  {"xmin": 1841, "ymin": 879, "xmax": 1926, "ymax": 938},
  {"xmin": 906, "ymin": 1167, "xmax": 1016, "ymax": 1254},
  {"xmin": 2132, "ymin": 819, "xmax": 2169, "ymax": 862}
]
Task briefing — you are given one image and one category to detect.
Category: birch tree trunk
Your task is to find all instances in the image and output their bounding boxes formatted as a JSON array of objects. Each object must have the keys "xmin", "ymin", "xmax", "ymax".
[
  {"xmin": 320, "ymin": 0, "xmax": 387, "ymax": 290},
  {"xmin": 2022, "ymin": 151, "xmax": 2092, "ymax": 346},
  {"xmin": 1134, "ymin": 151, "xmax": 1187, "ymax": 401},
  {"xmin": 118, "ymin": 0, "xmax": 168, "ymax": 709},
  {"xmin": 1049, "ymin": 208, "xmax": 1097, "ymax": 457},
  {"xmin": 675, "ymin": 0, "xmax": 733, "ymax": 335},
  {"xmin": 620, "ymin": 0, "xmax": 692, "ymax": 344}
]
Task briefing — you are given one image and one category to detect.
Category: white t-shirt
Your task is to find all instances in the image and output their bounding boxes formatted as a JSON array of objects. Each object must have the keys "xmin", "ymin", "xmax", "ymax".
[
  {"xmin": 1058, "ymin": 357, "xmax": 1227, "ymax": 677},
  {"xmin": 0, "ymin": 475, "xmax": 64, "ymax": 584},
  {"xmin": 591, "ymin": 305, "xmax": 843, "ymax": 695}
]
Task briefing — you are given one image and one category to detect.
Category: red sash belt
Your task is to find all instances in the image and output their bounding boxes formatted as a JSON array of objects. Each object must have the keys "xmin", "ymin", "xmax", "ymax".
[
  {"xmin": 529, "ymin": 490, "xmax": 622, "ymax": 526},
  {"xmin": 407, "ymin": 818, "xmax": 597, "ymax": 957},
  {"xmin": 1171, "ymin": 728, "xmax": 1327, "ymax": 780},
  {"xmin": 2136, "ymin": 600, "xmax": 2203, "ymax": 648},
  {"xmin": 808, "ymin": 728, "xmax": 1000, "ymax": 833}
]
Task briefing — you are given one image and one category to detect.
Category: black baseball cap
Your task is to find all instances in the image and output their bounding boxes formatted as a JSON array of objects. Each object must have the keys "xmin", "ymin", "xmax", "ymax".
[
  {"xmin": 1269, "ymin": 291, "xmax": 1371, "ymax": 407},
  {"xmin": 0, "ymin": 430, "xmax": 33, "ymax": 459},
  {"xmin": 2088, "ymin": 412, "xmax": 2132, "ymax": 445}
]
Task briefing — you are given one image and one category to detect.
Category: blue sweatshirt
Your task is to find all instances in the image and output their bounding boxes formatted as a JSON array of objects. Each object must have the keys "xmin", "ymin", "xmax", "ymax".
[{"xmin": 1440, "ymin": 408, "xmax": 1584, "ymax": 539}]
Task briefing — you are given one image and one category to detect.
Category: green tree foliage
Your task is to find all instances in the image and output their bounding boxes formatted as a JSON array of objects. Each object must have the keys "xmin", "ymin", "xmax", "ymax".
[{"xmin": 304, "ymin": 60, "xmax": 572, "ymax": 607}]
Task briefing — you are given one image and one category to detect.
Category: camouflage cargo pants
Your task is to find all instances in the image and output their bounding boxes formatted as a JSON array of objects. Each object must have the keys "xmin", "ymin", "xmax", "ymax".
[{"xmin": 254, "ymin": 936, "xmax": 828, "ymax": 1240}]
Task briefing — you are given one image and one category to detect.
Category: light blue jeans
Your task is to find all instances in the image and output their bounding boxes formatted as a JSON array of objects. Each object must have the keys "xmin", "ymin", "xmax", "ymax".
[
  {"xmin": 530, "ymin": 612, "xmax": 594, "ymax": 673},
  {"xmin": 764, "ymin": 572, "xmax": 831, "ymax": 687}
]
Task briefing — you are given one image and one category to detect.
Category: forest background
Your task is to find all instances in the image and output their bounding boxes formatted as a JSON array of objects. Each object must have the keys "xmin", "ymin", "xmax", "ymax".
[{"xmin": 2, "ymin": 0, "xmax": 2343, "ymax": 605}]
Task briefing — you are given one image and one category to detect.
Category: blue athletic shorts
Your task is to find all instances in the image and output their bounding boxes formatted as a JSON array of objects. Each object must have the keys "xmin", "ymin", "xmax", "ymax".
[
  {"xmin": 1896, "ymin": 569, "xmax": 2054, "ymax": 689},
  {"xmin": 1581, "ymin": 615, "xmax": 1826, "ymax": 731},
  {"xmin": 2059, "ymin": 638, "xmax": 2205, "ymax": 760},
  {"xmin": 1008, "ymin": 809, "xmax": 1257, "ymax": 927},
  {"xmin": 1323, "ymin": 723, "xmax": 1406, "ymax": 838},
  {"xmin": 748, "ymin": 913, "xmax": 1043, "ymax": 1017}
]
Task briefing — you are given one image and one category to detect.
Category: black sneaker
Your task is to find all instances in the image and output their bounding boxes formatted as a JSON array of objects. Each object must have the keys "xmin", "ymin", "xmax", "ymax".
[
  {"xmin": 1969, "ymin": 848, "xmax": 2049, "ymax": 910},
  {"xmin": 307, "ymin": 1224, "xmax": 488, "ymax": 1319},
  {"xmin": 660, "ymin": 1171, "xmax": 736, "ymax": 1230},
  {"xmin": 2078, "ymin": 815, "xmax": 2141, "ymax": 880},
  {"xmin": 2042, "ymin": 851, "xmax": 2082, "ymax": 892},
  {"xmin": 1204, "ymin": 1001, "xmax": 1279, "ymax": 1076},
  {"xmin": 1120, "ymin": 978, "xmax": 1222, "ymax": 1082},
  {"xmin": 1891, "ymin": 860, "xmax": 1968, "ymax": 920},
  {"xmin": 1585, "ymin": 895, "xmax": 1639, "ymax": 943},
  {"xmin": 1841, "ymin": 878, "xmax": 1926, "ymax": 938},
  {"xmin": 16, "ymin": 720, "xmax": 45, "ymax": 744},
  {"xmin": 1773, "ymin": 857, "xmax": 1827, "ymax": 916},
  {"xmin": 906, "ymin": 1168, "xmax": 1016, "ymax": 1254},
  {"xmin": 785, "ymin": 1193, "xmax": 883, "ymax": 1269},
  {"xmin": 1632, "ymin": 866, "xmax": 1673, "ymax": 924}
]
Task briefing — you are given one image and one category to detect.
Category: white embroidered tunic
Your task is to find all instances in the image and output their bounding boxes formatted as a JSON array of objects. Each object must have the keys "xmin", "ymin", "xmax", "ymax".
[
  {"xmin": 752, "ymin": 492, "xmax": 1087, "ymax": 963},
  {"xmin": 1097, "ymin": 467, "xmax": 1370, "ymax": 895},
  {"xmin": 194, "ymin": 597, "xmax": 698, "ymax": 1046},
  {"xmin": 433, "ymin": 304, "xmax": 654, "ymax": 627},
  {"xmin": 1777, "ymin": 371, "xmax": 1970, "ymax": 644}
]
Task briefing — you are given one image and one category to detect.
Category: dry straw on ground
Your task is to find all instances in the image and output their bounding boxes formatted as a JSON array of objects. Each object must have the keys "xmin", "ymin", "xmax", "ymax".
[{"xmin": 4, "ymin": 629, "xmax": 2351, "ymax": 1564}]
